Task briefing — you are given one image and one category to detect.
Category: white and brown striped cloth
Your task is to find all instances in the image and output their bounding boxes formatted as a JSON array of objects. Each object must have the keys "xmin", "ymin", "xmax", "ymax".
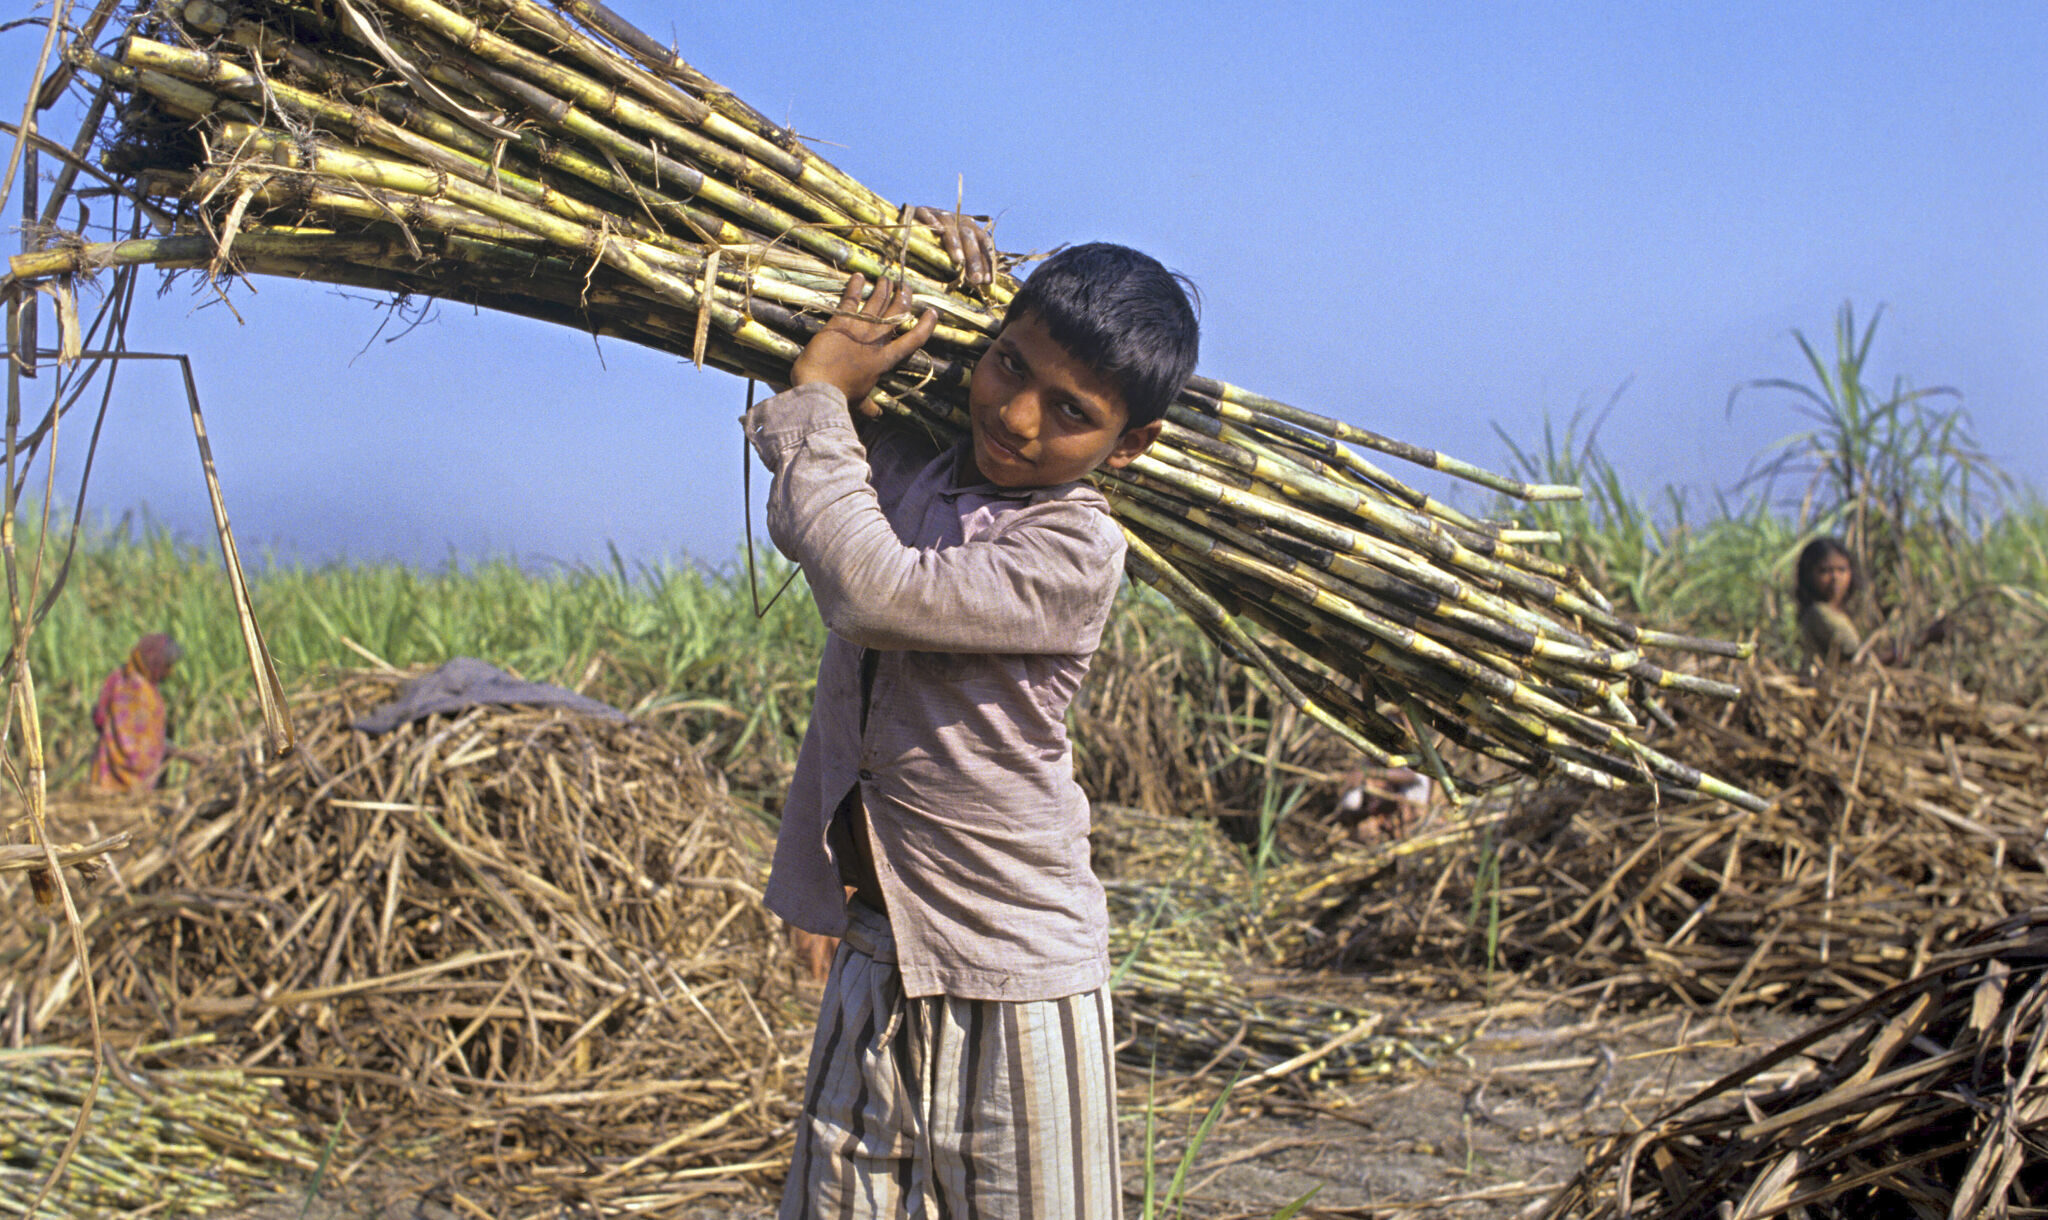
[{"xmin": 780, "ymin": 901, "xmax": 1122, "ymax": 1219}]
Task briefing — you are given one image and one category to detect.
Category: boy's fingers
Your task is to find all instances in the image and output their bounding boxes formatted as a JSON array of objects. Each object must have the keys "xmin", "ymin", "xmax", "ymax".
[
  {"xmin": 878, "ymin": 276, "xmax": 917, "ymax": 322},
  {"xmin": 837, "ymin": 272, "xmax": 867, "ymax": 312},
  {"xmin": 962, "ymin": 228, "xmax": 991, "ymax": 285},
  {"xmin": 881, "ymin": 308, "xmax": 939, "ymax": 363},
  {"xmin": 868, "ymin": 275, "xmax": 907, "ymax": 319}
]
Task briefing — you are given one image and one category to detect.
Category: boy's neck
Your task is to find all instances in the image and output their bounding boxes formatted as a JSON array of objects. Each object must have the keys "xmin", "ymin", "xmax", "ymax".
[
  {"xmin": 951, "ymin": 443, "xmax": 982, "ymax": 488},
  {"xmin": 949, "ymin": 441, "xmax": 1088, "ymax": 493}
]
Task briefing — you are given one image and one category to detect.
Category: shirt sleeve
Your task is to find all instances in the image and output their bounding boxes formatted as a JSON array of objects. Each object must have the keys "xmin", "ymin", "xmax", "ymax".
[{"xmin": 745, "ymin": 382, "xmax": 1125, "ymax": 655}]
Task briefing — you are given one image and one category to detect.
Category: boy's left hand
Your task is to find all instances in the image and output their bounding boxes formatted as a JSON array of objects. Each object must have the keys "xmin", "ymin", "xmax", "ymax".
[
  {"xmin": 790, "ymin": 273, "xmax": 938, "ymax": 418},
  {"xmin": 910, "ymin": 205, "xmax": 996, "ymax": 287}
]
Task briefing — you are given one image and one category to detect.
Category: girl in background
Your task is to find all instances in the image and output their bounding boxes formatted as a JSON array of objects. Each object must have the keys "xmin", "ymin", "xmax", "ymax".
[
  {"xmin": 1795, "ymin": 537, "xmax": 1863, "ymax": 666},
  {"xmin": 1794, "ymin": 537, "xmax": 1949, "ymax": 669}
]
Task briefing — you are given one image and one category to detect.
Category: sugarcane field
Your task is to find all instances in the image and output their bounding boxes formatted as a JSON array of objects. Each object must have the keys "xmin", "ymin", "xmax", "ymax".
[{"xmin": 3, "ymin": 1, "xmax": 2047, "ymax": 1217}]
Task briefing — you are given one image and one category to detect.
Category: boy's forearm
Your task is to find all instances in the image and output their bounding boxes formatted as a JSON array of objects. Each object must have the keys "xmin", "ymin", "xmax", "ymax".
[
  {"xmin": 745, "ymin": 386, "xmax": 1122, "ymax": 655},
  {"xmin": 743, "ymin": 382, "xmax": 861, "ymax": 572},
  {"xmin": 748, "ymin": 385, "xmax": 923, "ymax": 640}
]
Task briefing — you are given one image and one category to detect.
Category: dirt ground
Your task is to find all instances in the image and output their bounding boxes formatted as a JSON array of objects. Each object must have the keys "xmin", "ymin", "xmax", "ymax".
[
  {"xmin": 202, "ymin": 999, "xmax": 1818, "ymax": 1220},
  {"xmin": 1128, "ymin": 1002, "xmax": 1815, "ymax": 1219}
]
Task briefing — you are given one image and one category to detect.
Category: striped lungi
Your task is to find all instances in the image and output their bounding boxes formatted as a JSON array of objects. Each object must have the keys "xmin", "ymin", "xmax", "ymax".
[{"xmin": 779, "ymin": 901, "xmax": 1122, "ymax": 1219}]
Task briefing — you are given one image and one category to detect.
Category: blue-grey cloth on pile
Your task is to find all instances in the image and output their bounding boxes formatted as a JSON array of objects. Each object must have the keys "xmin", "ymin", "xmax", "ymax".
[{"xmin": 351, "ymin": 657, "xmax": 628, "ymax": 734}]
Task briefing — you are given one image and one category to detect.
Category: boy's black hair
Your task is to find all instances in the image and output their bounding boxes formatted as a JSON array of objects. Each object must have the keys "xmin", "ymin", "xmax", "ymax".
[
  {"xmin": 1794, "ymin": 536, "xmax": 1860, "ymax": 609},
  {"xmin": 1003, "ymin": 242, "xmax": 1199, "ymax": 429}
]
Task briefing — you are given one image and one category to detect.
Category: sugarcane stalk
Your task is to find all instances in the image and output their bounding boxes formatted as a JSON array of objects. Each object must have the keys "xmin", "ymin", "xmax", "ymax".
[
  {"xmin": 1175, "ymin": 402, "xmax": 1475, "ymax": 529},
  {"xmin": 1124, "ymin": 494, "xmax": 1550, "ymax": 706},
  {"xmin": 1188, "ymin": 375, "xmax": 1584, "ymax": 501},
  {"xmin": 1120, "ymin": 528, "xmax": 1410, "ymax": 768},
  {"xmin": 476, "ymin": 0, "xmax": 923, "ymax": 248},
  {"xmin": 1226, "ymin": 580, "xmax": 1639, "ymax": 790},
  {"xmin": 214, "ymin": 122, "xmax": 806, "ymax": 364},
  {"xmin": 539, "ymin": 0, "xmax": 990, "ymax": 293},
  {"xmin": 1182, "ymin": 413, "xmax": 1587, "ymax": 586},
  {"xmin": 1116, "ymin": 452, "xmax": 1634, "ymax": 640},
  {"xmin": 1121, "ymin": 479, "xmax": 1635, "ymax": 672},
  {"xmin": 373, "ymin": 0, "xmax": 890, "ymax": 242},
  {"xmin": 116, "ymin": 38, "xmax": 996, "ymax": 347}
]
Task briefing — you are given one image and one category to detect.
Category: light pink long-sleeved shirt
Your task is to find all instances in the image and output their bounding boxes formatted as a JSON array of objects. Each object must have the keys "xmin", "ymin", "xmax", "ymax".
[{"xmin": 746, "ymin": 382, "xmax": 1123, "ymax": 1001}]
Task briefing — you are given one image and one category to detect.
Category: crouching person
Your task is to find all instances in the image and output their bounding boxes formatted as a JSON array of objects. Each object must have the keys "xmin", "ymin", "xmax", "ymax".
[
  {"xmin": 744, "ymin": 242, "xmax": 1198, "ymax": 1218},
  {"xmin": 91, "ymin": 633, "xmax": 182, "ymax": 793}
]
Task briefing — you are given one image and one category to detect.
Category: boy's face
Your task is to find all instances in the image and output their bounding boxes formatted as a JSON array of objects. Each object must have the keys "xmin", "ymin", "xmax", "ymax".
[{"xmin": 966, "ymin": 313, "xmax": 1162, "ymax": 489}]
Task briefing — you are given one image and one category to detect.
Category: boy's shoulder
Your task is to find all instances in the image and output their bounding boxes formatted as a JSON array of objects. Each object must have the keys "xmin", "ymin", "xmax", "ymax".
[{"xmin": 1004, "ymin": 484, "xmax": 1129, "ymax": 595}]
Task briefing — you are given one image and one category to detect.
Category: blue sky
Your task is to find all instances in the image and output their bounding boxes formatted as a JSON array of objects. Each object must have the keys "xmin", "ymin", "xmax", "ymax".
[{"xmin": 8, "ymin": 1, "xmax": 2044, "ymax": 569}]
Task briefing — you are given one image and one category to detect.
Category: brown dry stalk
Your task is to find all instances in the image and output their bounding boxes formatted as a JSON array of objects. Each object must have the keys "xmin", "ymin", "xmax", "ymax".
[
  {"xmin": 1547, "ymin": 910, "xmax": 2048, "ymax": 1220},
  {"xmin": 2, "ymin": 671, "xmax": 805, "ymax": 1213}
]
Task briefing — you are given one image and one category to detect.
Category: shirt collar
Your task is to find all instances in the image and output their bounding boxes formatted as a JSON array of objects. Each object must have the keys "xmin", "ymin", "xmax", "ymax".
[{"xmin": 938, "ymin": 440, "xmax": 1046, "ymax": 502}]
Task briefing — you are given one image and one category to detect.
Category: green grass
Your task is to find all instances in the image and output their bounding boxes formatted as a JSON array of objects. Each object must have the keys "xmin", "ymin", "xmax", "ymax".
[
  {"xmin": 1493, "ymin": 305, "xmax": 2046, "ymax": 695},
  {"xmin": 1137, "ymin": 1066, "xmax": 1321, "ymax": 1219},
  {"xmin": 17, "ymin": 301, "xmax": 2045, "ymax": 801},
  {"xmin": 17, "ymin": 512, "xmax": 830, "ymax": 791}
]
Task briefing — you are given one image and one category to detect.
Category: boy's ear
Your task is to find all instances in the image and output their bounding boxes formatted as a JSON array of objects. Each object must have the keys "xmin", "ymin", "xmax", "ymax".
[{"xmin": 1101, "ymin": 420, "xmax": 1163, "ymax": 471}]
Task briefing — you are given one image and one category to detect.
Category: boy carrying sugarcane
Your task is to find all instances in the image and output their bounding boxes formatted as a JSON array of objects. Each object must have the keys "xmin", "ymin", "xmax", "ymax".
[{"xmin": 746, "ymin": 234, "xmax": 1199, "ymax": 1219}]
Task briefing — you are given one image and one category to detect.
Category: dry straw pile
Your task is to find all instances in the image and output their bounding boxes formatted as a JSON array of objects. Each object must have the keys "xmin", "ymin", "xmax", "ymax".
[
  {"xmin": 1546, "ymin": 909, "xmax": 2048, "ymax": 1220},
  {"xmin": 2, "ymin": 670, "xmax": 806, "ymax": 1215},
  {"xmin": 1093, "ymin": 805, "xmax": 1456, "ymax": 1089},
  {"xmin": 1277, "ymin": 660, "xmax": 2048, "ymax": 1011},
  {"xmin": 6, "ymin": 0, "xmax": 1760, "ymax": 806}
]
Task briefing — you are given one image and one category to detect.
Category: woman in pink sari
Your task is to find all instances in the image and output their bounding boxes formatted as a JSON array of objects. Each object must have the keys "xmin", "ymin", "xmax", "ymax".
[{"xmin": 91, "ymin": 633, "xmax": 181, "ymax": 792}]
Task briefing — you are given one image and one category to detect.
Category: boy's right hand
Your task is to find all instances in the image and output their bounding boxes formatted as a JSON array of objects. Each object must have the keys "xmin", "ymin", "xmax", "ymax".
[{"xmin": 791, "ymin": 273, "xmax": 938, "ymax": 418}]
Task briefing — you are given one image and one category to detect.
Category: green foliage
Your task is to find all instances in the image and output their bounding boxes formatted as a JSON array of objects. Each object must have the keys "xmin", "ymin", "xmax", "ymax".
[
  {"xmin": 1492, "ymin": 409, "xmax": 1795, "ymax": 642},
  {"xmin": 23, "ymin": 510, "xmax": 825, "ymax": 791},
  {"xmin": 1981, "ymin": 500, "xmax": 2048, "ymax": 589},
  {"xmin": 1137, "ymin": 1066, "xmax": 1319, "ymax": 1219},
  {"xmin": 1729, "ymin": 302, "xmax": 2013, "ymax": 615},
  {"xmin": 1493, "ymin": 304, "xmax": 2045, "ymax": 693}
]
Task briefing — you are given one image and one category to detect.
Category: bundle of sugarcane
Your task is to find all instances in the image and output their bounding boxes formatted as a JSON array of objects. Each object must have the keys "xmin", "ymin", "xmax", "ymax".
[
  {"xmin": 0, "ymin": 1038, "xmax": 323, "ymax": 1218},
  {"xmin": 1543, "ymin": 909, "xmax": 2048, "ymax": 1220},
  {"xmin": 6, "ymin": 0, "xmax": 1761, "ymax": 807}
]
